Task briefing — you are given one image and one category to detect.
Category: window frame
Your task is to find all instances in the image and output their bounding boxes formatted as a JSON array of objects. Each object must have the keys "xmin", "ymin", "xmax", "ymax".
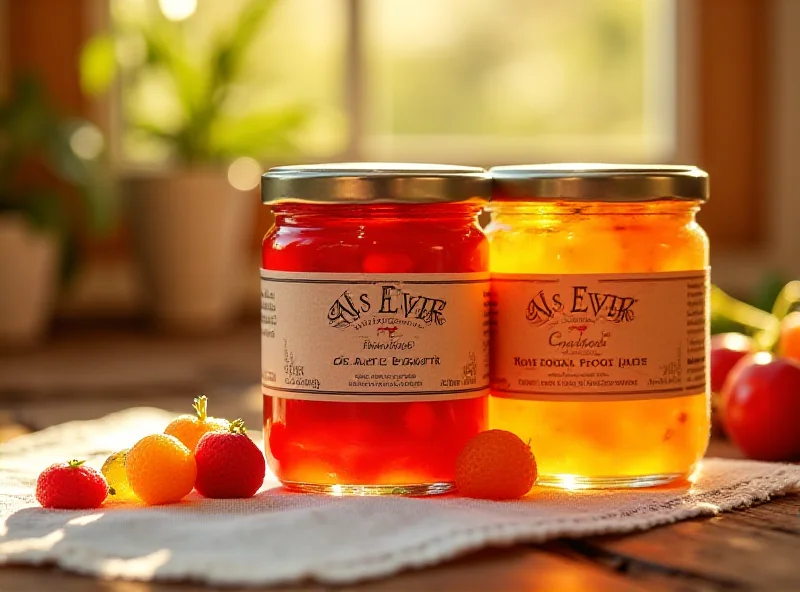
[{"xmin": 710, "ymin": 0, "xmax": 800, "ymax": 294}]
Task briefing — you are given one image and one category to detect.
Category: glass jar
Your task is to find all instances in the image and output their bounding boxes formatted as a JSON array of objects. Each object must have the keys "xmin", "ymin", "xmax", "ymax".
[
  {"xmin": 486, "ymin": 164, "xmax": 710, "ymax": 489},
  {"xmin": 261, "ymin": 163, "xmax": 490, "ymax": 495}
]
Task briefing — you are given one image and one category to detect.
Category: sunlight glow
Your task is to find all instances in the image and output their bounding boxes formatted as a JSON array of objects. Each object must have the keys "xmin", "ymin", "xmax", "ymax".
[
  {"xmin": 558, "ymin": 475, "xmax": 579, "ymax": 491},
  {"xmin": 158, "ymin": 0, "xmax": 197, "ymax": 22},
  {"xmin": 101, "ymin": 549, "xmax": 172, "ymax": 577},
  {"xmin": 227, "ymin": 157, "xmax": 262, "ymax": 191},
  {"xmin": 1, "ymin": 529, "xmax": 64, "ymax": 553},
  {"xmin": 70, "ymin": 124, "xmax": 104, "ymax": 160},
  {"xmin": 752, "ymin": 351, "xmax": 774, "ymax": 366},
  {"xmin": 67, "ymin": 513, "xmax": 105, "ymax": 526},
  {"xmin": 115, "ymin": 33, "xmax": 147, "ymax": 69},
  {"xmin": 687, "ymin": 463, "xmax": 702, "ymax": 487}
]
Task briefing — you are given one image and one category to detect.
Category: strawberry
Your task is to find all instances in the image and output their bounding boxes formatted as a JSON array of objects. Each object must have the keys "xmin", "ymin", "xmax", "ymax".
[
  {"xmin": 36, "ymin": 460, "xmax": 109, "ymax": 509},
  {"xmin": 194, "ymin": 419, "xmax": 266, "ymax": 498}
]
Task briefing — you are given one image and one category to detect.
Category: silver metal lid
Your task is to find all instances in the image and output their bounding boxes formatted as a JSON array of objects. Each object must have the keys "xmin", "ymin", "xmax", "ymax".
[
  {"xmin": 262, "ymin": 163, "xmax": 490, "ymax": 204},
  {"xmin": 489, "ymin": 163, "xmax": 709, "ymax": 202}
]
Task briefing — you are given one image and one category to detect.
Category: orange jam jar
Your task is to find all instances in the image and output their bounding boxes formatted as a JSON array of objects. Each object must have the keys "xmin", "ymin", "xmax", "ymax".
[
  {"xmin": 487, "ymin": 164, "xmax": 710, "ymax": 489},
  {"xmin": 261, "ymin": 163, "xmax": 490, "ymax": 495}
]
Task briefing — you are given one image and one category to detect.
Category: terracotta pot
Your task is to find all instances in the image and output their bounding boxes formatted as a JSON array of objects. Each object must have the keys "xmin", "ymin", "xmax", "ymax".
[
  {"xmin": 0, "ymin": 215, "xmax": 58, "ymax": 347},
  {"xmin": 126, "ymin": 169, "xmax": 256, "ymax": 332}
]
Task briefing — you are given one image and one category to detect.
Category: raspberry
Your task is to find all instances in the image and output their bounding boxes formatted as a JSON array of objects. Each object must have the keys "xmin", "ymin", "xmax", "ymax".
[
  {"xmin": 194, "ymin": 419, "xmax": 266, "ymax": 499},
  {"xmin": 164, "ymin": 395, "xmax": 230, "ymax": 452},
  {"xmin": 455, "ymin": 430, "xmax": 537, "ymax": 500},
  {"xmin": 102, "ymin": 449, "xmax": 137, "ymax": 501},
  {"xmin": 126, "ymin": 434, "xmax": 196, "ymax": 505},
  {"xmin": 36, "ymin": 460, "xmax": 108, "ymax": 509}
]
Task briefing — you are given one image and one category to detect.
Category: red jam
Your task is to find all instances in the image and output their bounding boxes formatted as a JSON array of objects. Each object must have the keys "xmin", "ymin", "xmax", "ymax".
[{"xmin": 261, "ymin": 165, "xmax": 490, "ymax": 495}]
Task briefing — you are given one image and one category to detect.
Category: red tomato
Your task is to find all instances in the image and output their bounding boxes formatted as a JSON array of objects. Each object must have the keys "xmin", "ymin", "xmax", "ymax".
[
  {"xmin": 710, "ymin": 332, "xmax": 754, "ymax": 393},
  {"xmin": 721, "ymin": 352, "xmax": 800, "ymax": 461}
]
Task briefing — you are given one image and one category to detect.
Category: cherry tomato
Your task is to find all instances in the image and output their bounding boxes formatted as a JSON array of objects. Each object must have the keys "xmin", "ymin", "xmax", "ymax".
[
  {"xmin": 710, "ymin": 332, "xmax": 754, "ymax": 393},
  {"xmin": 721, "ymin": 352, "xmax": 800, "ymax": 461},
  {"xmin": 779, "ymin": 311, "xmax": 800, "ymax": 363}
]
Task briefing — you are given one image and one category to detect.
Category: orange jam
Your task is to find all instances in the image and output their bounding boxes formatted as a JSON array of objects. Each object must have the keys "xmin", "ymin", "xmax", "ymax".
[
  {"xmin": 260, "ymin": 164, "xmax": 490, "ymax": 495},
  {"xmin": 487, "ymin": 164, "xmax": 710, "ymax": 488}
]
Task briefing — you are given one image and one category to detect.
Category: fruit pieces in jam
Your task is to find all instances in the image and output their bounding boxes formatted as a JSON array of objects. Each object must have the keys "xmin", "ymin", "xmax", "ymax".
[
  {"xmin": 262, "ymin": 204, "xmax": 488, "ymax": 491},
  {"xmin": 487, "ymin": 202, "xmax": 710, "ymax": 487}
]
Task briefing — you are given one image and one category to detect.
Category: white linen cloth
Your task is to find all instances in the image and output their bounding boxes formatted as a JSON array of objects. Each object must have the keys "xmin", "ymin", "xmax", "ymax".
[{"xmin": 1, "ymin": 408, "xmax": 799, "ymax": 587}]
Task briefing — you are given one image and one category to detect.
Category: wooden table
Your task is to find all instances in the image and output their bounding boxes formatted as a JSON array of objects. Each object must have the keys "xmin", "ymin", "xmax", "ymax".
[{"xmin": 1, "ymin": 320, "xmax": 798, "ymax": 592}]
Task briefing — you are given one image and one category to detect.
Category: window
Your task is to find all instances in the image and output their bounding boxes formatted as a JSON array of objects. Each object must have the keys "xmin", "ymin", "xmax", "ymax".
[
  {"xmin": 6, "ymin": 0, "xmax": 783, "ymax": 307},
  {"xmin": 362, "ymin": 0, "xmax": 675, "ymax": 163},
  {"xmin": 109, "ymin": 0, "xmax": 677, "ymax": 166}
]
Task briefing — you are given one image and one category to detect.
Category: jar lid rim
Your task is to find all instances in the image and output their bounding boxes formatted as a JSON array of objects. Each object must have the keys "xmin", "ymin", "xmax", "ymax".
[
  {"xmin": 489, "ymin": 163, "xmax": 709, "ymax": 202},
  {"xmin": 262, "ymin": 162, "xmax": 490, "ymax": 204}
]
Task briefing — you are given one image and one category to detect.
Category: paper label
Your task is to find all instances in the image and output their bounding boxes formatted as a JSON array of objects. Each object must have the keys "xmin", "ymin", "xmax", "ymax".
[
  {"xmin": 261, "ymin": 270, "xmax": 490, "ymax": 402},
  {"xmin": 490, "ymin": 270, "xmax": 709, "ymax": 401}
]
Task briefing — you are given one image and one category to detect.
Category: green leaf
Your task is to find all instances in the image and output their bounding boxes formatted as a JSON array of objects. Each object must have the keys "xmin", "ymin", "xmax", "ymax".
[
  {"xmin": 0, "ymin": 75, "xmax": 119, "ymax": 238},
  {"xmin": 126, "ymin": 117, "xmax": 188, "ymax": 160},
  {"xmin": 750, "ymin": 271, "xmax": 790, "ymax": 313},
  {"xmin": 2, "ymin": 189, "xmax": 66, "ymax": 235},
  {"xmin": 80, "ymin": 35, "xmax": 118, "ymax": 96},
  {"xmin": 0, "ymin": 75, "xmax": 57, "ymax": 175},
  {"xmin": 129, "ymin": 119, "xmax": 178, "ymax": 142},
  {"xmin": 210, "ymin": 0, "xmax": 277, "ymax": 86},
  {"xmin": 73, "ymin": 157, "xmax": 117, "ymax": 234},
  {"xmin": 80, "ymin": 0, "xmax": 297, "ymax": 165},
  {"xmin": 41, "ymin": 120, "xmax": 117, "ymax": 234},
  {"xmin": 168, "ymin": 0, "xmax": 279, "ymax": 161},
  {"xmin": 209, "ymin": 106, "xmax": 308, "ymax": 159},
  {"xmin": 140, "ymin": 22, "xmax": 206, "ymax": 122},
  {"xmin": 710, "ymin": 314, "xmax": 747, "ymax": 336},
  {"xmin": 711, "ymin": 284, "xmax": 781, "ymax": 351}
]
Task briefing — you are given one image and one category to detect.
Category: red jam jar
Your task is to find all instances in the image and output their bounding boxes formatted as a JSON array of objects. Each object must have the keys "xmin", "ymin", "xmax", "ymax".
[{"xmin": 261, "ymin": 163, "xmax": 490, "ymax": 495}]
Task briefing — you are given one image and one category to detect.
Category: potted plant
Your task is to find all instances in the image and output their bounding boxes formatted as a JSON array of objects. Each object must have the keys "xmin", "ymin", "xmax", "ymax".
[
  {"xmin": 82, "ymin": 0, "xmax": 307, "ymax": 332},
  {"xmin": 0, "ymin": 75, "xmax": 115, "ymax": 348}
]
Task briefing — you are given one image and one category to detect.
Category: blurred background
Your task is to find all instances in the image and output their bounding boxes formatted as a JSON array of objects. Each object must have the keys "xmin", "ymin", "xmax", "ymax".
[{"xmin": 0, "ymin": 0, "xmax": 798, "ymax": 431}]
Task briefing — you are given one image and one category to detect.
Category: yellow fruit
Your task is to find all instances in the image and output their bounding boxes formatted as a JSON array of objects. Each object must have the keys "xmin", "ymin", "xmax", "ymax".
[
  {"xmin": 126, "ymin": 434, "xmax": 196, "ymax": 505},
  {"xmin": 102, "ymin": 449, "xmax": 137, "ymax": 501},
  {"xmin": 165, "ymin": 395, "xmax": 230, "ymax": 452}
]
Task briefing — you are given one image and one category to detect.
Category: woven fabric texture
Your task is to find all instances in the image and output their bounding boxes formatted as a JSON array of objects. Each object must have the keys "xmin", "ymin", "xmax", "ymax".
[{"xmin": 2, "ymin": 408, "xmax": 799, "ymax": 587}]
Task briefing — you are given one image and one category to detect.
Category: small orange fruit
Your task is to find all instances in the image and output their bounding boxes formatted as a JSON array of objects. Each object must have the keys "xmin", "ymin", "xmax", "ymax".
[
  {"xmin": 455, "ymin": 429, "xmax": 537, "ymax": 500},
  {"xmin": 779, "ymin": 311, "xmax": 800, "ymax": 363},
  {"xmin": 126, "ymin": 434, "xmax": 196, "ymax": 505},
  {"xmin": 165, "ymin": 395, "xmax": 229, "ymax": 452}
]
